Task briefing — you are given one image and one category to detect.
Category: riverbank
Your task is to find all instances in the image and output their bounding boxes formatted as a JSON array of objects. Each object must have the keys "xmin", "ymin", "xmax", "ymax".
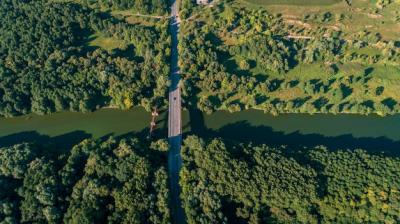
[{"xmin": 190, "ymin": 105, "xmax": 400, "ymax": 117}]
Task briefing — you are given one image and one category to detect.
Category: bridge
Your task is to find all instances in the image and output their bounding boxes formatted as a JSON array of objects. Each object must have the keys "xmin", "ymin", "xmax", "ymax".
[{"xmin": 167, "ymin": 0, "xmax": 185, "ymax": 224}]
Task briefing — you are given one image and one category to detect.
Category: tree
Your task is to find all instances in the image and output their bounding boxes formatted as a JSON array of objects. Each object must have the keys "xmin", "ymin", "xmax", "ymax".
[
  {"xmin": 0, "ymin": 0, "xmax": 170, "ymax": 117},
  {"xmin": 239, "ymin": 59, "xmax": 250, "ymax": 70},
  {"xmin": 0, "ymin": 143, "xmax": 37, "ymax": 179},
  {"xmin": 180, "ymin": 136, "xmax": 400, "ymax": 223},
  {"xmin": 0, "ymin": 137, "xmax": 170, "ymax": 223}
]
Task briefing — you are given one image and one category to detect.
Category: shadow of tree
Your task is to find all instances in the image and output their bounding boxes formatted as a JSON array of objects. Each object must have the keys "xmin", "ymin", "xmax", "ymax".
[
  {"xmin": 0, "ymin": 131, "xmax": 91, "ymax": 151},
  {"xmin": 361, "ymin": 100, "xmax": 375, "ymax": 109},
  {"xmin": 382, "ymin": 97, "xmax": 397, "ymax": 110},
  {"xmin": 0, "ymin": 127, "xmax": 168, "ymax": 161},
  {"xmin": 187, "ymin": 109, "xmax": 400, "ymax": 157},
  {"xmin": 313, "ymin": 97, "xmax": 329, "ymax": 110},
  {"xmin": 221, "ymin": 121, "xmax": 399, "ymax": 156},
  {"xmin": 223, "ymin": 58, "xmax": 254, "ymax": 77},
  {"xmin": 186, "ymin": 109, "xmax": 400, "ymax": 223},
  {"xmin": 340, "ymin": 84, "xmax": 353, "ymax": 99},
  {"xmin": 364, "ymin": 67, "xmax": 375, "ymax": 76},
  {"xmin": 293, "ymin": 96, "xmax": 311, "ymax": 108}
]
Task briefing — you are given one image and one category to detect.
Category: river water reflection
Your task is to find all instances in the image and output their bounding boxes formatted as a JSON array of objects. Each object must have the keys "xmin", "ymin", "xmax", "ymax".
[{"xmin": 1, "ymin": 108, "xmax": 399, "ymax": 154}]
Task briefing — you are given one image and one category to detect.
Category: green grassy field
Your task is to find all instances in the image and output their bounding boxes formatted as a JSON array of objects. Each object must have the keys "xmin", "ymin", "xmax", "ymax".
[
  {"xmin": 238, "ymin": 0, "xmax": 400, "ymax": 41},
  {"xmin": 243, "ymin": 0, "xmax": 341, "ymax": 6},
  {"xmin": 88, "ymin": 33, "xmax": 127, "ymax": 51}
]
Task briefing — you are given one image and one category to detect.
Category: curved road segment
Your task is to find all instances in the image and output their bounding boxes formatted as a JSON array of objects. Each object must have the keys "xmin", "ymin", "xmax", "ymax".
[{"xmin": 168, "ymin": 0, "xmax": 185, "ymax": 224}]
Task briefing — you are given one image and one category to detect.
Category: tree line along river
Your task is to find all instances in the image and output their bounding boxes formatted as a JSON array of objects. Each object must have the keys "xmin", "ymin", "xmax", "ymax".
[{"xmin": 0, "ymin": 108, "xmax": 399, "ymax": 155}]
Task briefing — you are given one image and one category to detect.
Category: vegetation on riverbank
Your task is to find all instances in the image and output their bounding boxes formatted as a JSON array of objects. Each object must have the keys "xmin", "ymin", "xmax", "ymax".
[
  {"xmin": 2, "ymin": 130, "xmax": 400, "ymax": 224},
  {"xmin": 0, "ymin": 137, "xmax": 170, "ymax": 223},
  {"xmin": 179, "ymin": 0, "xmax": 400, "ymax": 116},
  {"xmin": 0, "ymin": 0, "xmax": 170, "ymax": 117},
  {"xmin": 180, "ymin": 135, "xmax": 400, "ymax": 223}
]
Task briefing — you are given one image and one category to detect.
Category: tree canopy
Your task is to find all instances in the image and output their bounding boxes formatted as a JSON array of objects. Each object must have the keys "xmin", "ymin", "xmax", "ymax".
[
  {"xmin": 0, "ymin": 137, "xmax": 170, "ymax": 223},
  {"xmin": 80, "ymin": 0, "xmax": 168, "ymax": 15},
  {"xmin": 0, "ymin": 0, "xmax": 170, "ymax": 117},
  {"xmin": 180, "ymin": 136, "xmax": 400, "ymax": 223}
]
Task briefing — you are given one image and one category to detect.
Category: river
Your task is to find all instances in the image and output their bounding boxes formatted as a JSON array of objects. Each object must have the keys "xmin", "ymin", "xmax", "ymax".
[
  {"xmin": 0, "ymin": 108, "xmax": 167, "ymax": 149},
  {"xmin": 0, "ymin": 108, "xmax": 399, "ymax": 154}
]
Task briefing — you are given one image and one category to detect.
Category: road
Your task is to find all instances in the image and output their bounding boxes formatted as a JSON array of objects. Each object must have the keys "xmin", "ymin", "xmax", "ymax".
[{"xmin": 168, "ymin": 0, "xmax": 185, "ymax": 224}]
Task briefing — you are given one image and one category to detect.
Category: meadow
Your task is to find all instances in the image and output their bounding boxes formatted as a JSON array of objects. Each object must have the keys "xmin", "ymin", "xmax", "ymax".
[
  {"xmin": 178, "ymin": 0, "xmax": 400, "ymax": 115},
  {"xmin": 244, "ymin": 0, "xmax": 341, "ymax": 6}
]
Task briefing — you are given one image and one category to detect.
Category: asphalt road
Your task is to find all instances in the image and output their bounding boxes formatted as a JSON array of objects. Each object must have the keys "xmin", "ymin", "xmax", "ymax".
[{"xmin": 168, "ymin": 0, "xmax": 185, "ymax": 224}]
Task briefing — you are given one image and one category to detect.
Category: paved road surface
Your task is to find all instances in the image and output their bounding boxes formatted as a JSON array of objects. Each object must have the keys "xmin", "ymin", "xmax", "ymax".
[{"xmin": 168, "ymin": 0, "xmax": 185, "ymax": 224}]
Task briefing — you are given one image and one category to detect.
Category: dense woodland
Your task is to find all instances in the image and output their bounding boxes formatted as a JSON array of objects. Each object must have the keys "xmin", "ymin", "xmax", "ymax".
[
  {"xmin": 0, "ymin": 137, "xmax": 170, "ymax": 223},
  {"xmin": 1, "ymin": 1, "xmax": 400, "ymax": 223},
  {"xmin": 180, "ymin": 136, "xmax": 400, "ymax": 223},
  {"xmin": 78, "ymin": 0, "xmax": 168, "ymax": 15},
  {"xmin": 179, "ymin": 1, "xmax": 400, "ymax": 115},
  {"xmin": 0, "ymin": 0, "xmax": 170, "ymax": 117},
  {"xmin": 2, "ymin": 134, "xmax": 399, "ymax": 224}
]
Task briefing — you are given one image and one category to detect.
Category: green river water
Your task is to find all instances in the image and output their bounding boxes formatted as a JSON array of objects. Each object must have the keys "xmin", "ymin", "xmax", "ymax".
[{"xmin": 0, "ymin": 108, "xmax": 399, "ymax": 154}]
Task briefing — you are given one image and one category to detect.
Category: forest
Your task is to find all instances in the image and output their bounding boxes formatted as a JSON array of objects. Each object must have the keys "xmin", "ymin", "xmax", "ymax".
[
  {"xmin": 179, "ymin": 0, "xmax": 400, "ymax": 116},
  {"xmin": 0, "ymin": 137, "xmax": 170, "ymax": 223},
  {"xmin": 78, "ymin": 0, "xmax": 168, "ymax": 15},
  {"xmin": 0, "ymin": 0, "xmax": 170, "ymax": 117},
  {"xmin": 1, "ymin": 0, "xmax": 400, "ymax": 223},
  {"xmin": 180, "ymin": 135, "xmax": 400, "ymax": 223},
  {"xmin": 2, "ymin": 133, "xmax": 399, "ymax": 224}
]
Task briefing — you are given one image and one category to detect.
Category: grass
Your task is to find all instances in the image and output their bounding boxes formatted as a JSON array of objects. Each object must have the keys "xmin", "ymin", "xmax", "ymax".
[
  {"xmin": 125, "ymin": 16, "xmax": 157, "ymax": 26},
  {"xmin": 336, "ymin": 63, "xmax": 366, "ymax": 76},
  {"xmin": 349, "ymin": 47, "xmax": 382, "ymax": 57},
  {"xmin": 285, "ymin": 63, "xmax": 332, "ymax": 80},
  {"xmin": 237, "ymin": 0, "xmax": 399, "ymax": 41},
  {"xmin": 219, "ymin": 54, "xmax": 400, "ymax": 109},
  {"xmin": 88, "ymin": 33, "xmax": 127, "ymax": 51},
  {"xmin": 111, "ymin": 10, "xmax": 166, "ymax": 26},
  {"xmin": 243, "ymin": 0, "xmax": 341, "ymax": 6},
  {"xmin": 369, "ymin": 65, "xmax": 400, "ymax": 81},
  {"xmin": 184, "ymin": 0, "xmax": 400, "ymax": 114}
]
